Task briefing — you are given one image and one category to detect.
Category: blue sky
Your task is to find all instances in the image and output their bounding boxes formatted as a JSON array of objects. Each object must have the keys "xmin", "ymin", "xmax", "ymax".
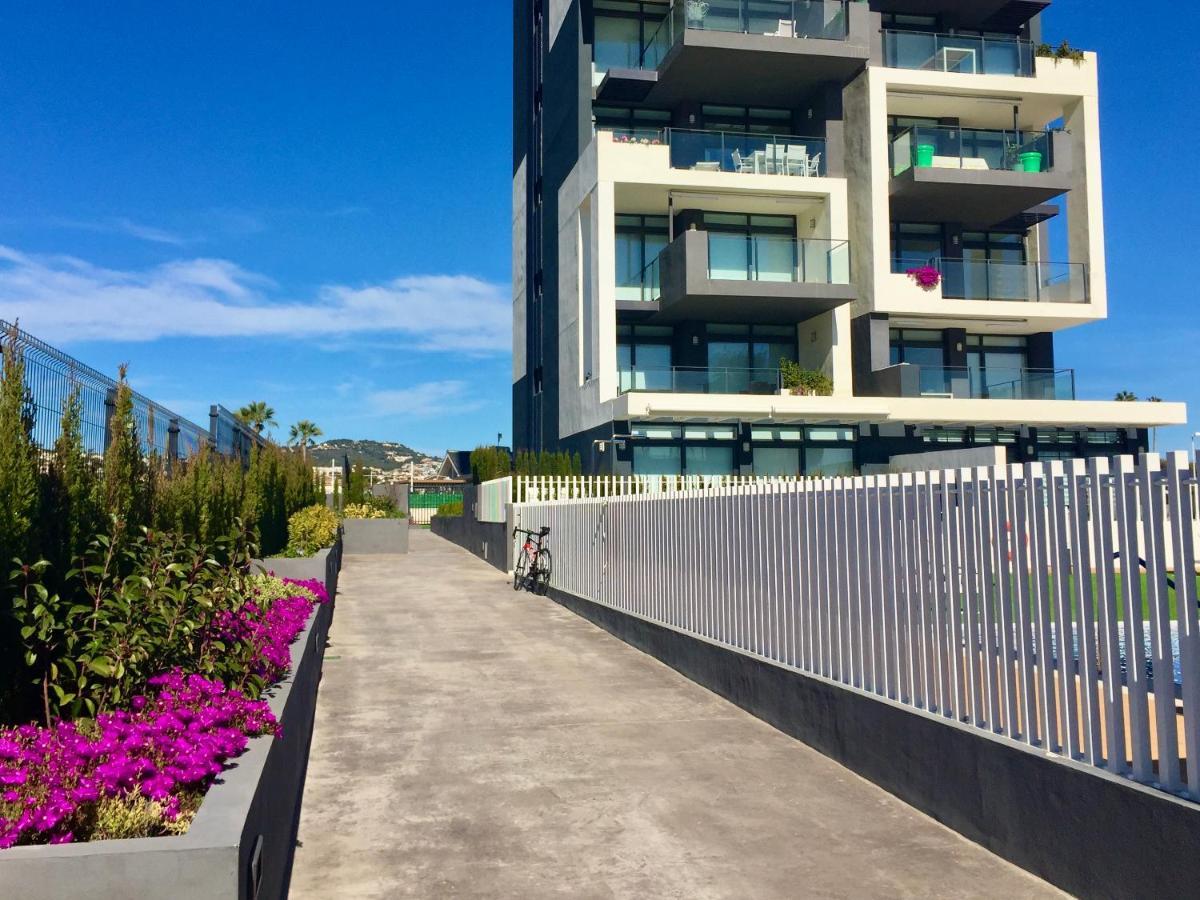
[{"xmin": 0, "ymin": 2, "xmax": 1196, "ymax": 454}]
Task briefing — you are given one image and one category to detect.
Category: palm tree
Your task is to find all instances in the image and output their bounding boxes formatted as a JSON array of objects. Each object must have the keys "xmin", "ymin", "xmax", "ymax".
[
  {"xmin": 289, "ymin": 420, "xmax": 323, "ymax": 460},
  {"xmin": 237, "ymin": 401, "xmax": 277, "ymax": 435},
  {"xmin": 1114, "ymin": 391, "xmax": 1137, "ymax": 402}
]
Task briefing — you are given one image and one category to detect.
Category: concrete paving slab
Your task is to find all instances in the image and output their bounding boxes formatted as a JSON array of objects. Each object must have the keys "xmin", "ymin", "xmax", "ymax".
[{"xmin": 290, "ymin": 532, "xmax": 1062, "ymax": 899}]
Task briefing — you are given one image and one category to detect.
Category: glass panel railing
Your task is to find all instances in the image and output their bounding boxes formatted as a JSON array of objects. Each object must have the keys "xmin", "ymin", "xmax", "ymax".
[
  {"xmin": 937, "ymin": 258, "xmax": 1089, "ymax": 303},
  {"xmin": 891, "ymin": 126, "xmax": 1056, "ymax": 176},
  {"xmin": 600, "ymin": 125, "xmax": 668, "ymax": 145},
  {"xmin": 914, "ymin": 367, "xmax": 1076, "ymax": 400},
  {"xmin": 893, "ymin": 257, "xmax": 1089, "ymax": 303},
  {"xmin": 708, "ymin": 233, "xmax": 850, "ymax": 284},
  {"xmin": 689, "ymin": 0, "xmax": 849, "ymax": 40},
  {"xmin": 640, "ymin": 0, "xmax": 849, "ymax": 66},
  {"xmin": 668, "ymin": 128, "xmax": 827, "ymax": 176},
  {"xmin": 619, "ymin": 366, "xmax": 783, "ymax": 395},
  {"xmin": 616, "ymin": 253, "xmax": 663, "ymax": 303},
  {"xmin": 883, "ymin": 30, "xmax": 1034, "ymax": 76}
]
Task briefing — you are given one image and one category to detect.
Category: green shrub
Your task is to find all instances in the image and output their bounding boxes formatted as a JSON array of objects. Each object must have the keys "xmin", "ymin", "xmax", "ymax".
[
  {"xmin": 513, "ymin": 449, "xmax": 582, "ymax": 476},
  {"xmin": 470, "ymin": 446, "xmax": 511, "ymax": 483},
  {"xmin": 780, "ymin": 360, "xmax": 834, "ymax": 396},
  {"xmin": 286, "ymin": 504, "xmax": 339, "ymax": 557},
  {"xmin": 342, "ymin": 502, "xmax": 387, "ymax": 519},
  {"xmin": 435, "ymin": 500, "xmax": 464, "ymax": 517}
]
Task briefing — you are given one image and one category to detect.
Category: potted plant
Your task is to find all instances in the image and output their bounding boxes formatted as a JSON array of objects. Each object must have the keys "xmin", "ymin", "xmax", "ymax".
[
  {"xmin": 779, "ymin": 360, "xmax": 834, "ymax": 397},
  {"xmin": 686, "ymin": 0, "xmax": 710, "ymax": 26},
  {"xmin": 905, "ymin": 265, "xmax": 941, "ymax": 291}
]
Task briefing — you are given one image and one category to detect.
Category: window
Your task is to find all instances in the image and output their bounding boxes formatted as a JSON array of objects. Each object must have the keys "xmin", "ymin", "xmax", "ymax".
[
  {"xmin": 923, "ymin": 428, "xmax": 968, "ymax": 444},
  {"xmin": 633, "ymin": 445, "xmax": 681, "ymax": 475},
  {"xmin": 889, "ymin": 329, "xmax": 947, "ymax": 394},
  {"xmin": 960, "ymin": 231, "xmax": 1029, "ymax": 300},
  {"xmin": 593, "ymin": 1, "xmax": 667, "ymax": 70},
  {"xmin": 705, "ymin": 213, "xmax": 796, "ymax": 283},
  {"xmin": 701, "ymin": 104, "xmax": 793, "ymax": 135},
  {"xmin": 966, "ymin": 334, "xmax": 1028, "ymax": 397},
  {"xmin": 618, "ymin": 325, "xmax": 673, "ymax": 391},
  {"xmin": 754, "ymin": 446, "xmax": 800, "ymax": 476},
  {"xmin": 706, "ymin": 323, "xmax": 796, "ymax": 393},
  {"xmin": 890, "ymin": 223, "xmax": 942, "ymax": 271},
  {"xmin": 615, "ymin": 215, "xmax": 668, "ymax": 301},
  {"xmin": 594, "ymin": 105, "xmax": 670, "ymax": 140},
  {"xmin": 806, "ymin": 427, "xmax": 856, "ymax": 442},
  {"xmin": 973, "ymin": 427, "xmax": 1019, "ymax": 445},
  {"xmin": 686, "ymin": 445, "xmax": 735, "ymax": 475},
  {"xmin": 806, "ymin": 447, "xmax": 855, "ymax": 477}
]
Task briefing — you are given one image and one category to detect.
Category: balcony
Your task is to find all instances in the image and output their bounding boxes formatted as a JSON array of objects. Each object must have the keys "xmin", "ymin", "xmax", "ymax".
[
  {"xmin": 895, "ymin": 257, "xmax": 1089, "ymax": 303},
  {"xmin": 883, "ymin": 29, "xmax": 1035, "ymax": 77},
  {"xmin": 600, "ymin": 126, "xmax": 831, "ymax": 177},
  {"xmin": 619, "ymin": 365, "xmax": 782, "ymax": 395},
  {"xmin": 598, "ymin": 0, "xmax": 869, "ymax": 106},
  {"xmin": 889, "ymin": 125, "xmax": 1072, "ymax": 227},
  {"xmin": 872, "ymin": 1, "xmax": 1047, "ymax": 32},
  {"xmin": 903, "ymin": 366, "xmax": 1076, "ymax": 400},
  {"xmin": 649, "ymin": 229, "xmax": 855, "ymax": 323}
]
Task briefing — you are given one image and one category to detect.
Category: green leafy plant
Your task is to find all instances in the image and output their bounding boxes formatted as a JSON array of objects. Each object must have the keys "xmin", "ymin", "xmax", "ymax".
[
  {"xmin": 513, "ymin": 449, "xmax": 583, "ymax": 476},
  {"xmin": 435, "ymin": 500, "xmax": 464, "ymax": 517},
  {"xmin": 780, "ymin": 360, "xmax": 834, "ymax": 397},
  {"xmin": 285, "ymin": 504, "xmax": 339, "ymax": 557},
  {"xmin": 1035, "ymin": 40, "xmax": 1085, "ymax": 63}
]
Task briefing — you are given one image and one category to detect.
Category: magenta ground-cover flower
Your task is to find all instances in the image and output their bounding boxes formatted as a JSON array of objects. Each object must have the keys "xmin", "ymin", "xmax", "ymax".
[{"xmin": 0, "ymin": 580, "xmax": 326, "ymax": 849}]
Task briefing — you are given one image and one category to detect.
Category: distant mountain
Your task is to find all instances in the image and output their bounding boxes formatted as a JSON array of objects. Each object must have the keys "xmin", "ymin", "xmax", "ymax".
[{"xmin": 309, "ymin": 439, "xmax": 438, "ymax": 472}]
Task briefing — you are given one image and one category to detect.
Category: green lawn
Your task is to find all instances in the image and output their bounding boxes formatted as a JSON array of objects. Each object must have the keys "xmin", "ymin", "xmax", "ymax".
[{"xmin": 971, "ymin": 572, "xmax": 1199, "ymax": 623}]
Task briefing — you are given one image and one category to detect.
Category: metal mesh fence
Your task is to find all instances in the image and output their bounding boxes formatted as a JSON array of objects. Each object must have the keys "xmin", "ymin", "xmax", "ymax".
[{"xmin": 1, "ymin": 320, "xmax": 251, "ymax": 462}]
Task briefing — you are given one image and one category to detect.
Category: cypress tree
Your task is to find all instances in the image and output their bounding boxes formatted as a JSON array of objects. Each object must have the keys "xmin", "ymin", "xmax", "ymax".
[{"xmin": 102, "ymin": 365, "xmax": 145, "ymax": 536}]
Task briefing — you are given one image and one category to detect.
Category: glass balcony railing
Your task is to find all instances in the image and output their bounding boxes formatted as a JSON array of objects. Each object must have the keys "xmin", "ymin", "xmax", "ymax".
[
  {"xmin": 709, "ymin": 233, "xmax": 850, "ymax": 284},
  {"xmin": 616, "ymin": 253, "xmax": 663, "ymax": 303},
  {"xmin": 914, "ymin": 367, "xmax": 1076, "ymax": 401},
  {"xmin": 891, "ymin": 126, "xmax": 1056, "ymax": 176},
  {"xmin": 598, "ymin": 125, "xmax": 830, "ymax": 177},
  {"xmin": 893, "ymin": 257, "xmax": 1089, "ymax": 303},
  {"xmin": 883, "ymin": 29, "xmax": 1034, "ymax": 76},
  {"xmin": 668, "ymin": 128, "xmax": 827, "ymax": 176},
  {"xmin": 642, "ymin": 0, "xmax": 850, "ymax": 68},
  {"xmin": 619, "ymin": 366, "xmax": 782, "ymax": 395}
]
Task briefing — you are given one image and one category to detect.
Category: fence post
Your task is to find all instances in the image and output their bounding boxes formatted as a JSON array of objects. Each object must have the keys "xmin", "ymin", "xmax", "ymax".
[
  {"xmin": 167, "ymin": 418, "xmax": 180, "ymax": 465},
  {"xmin": 103, "ymin": 387, "xmax": 118, "ymax": 450}
]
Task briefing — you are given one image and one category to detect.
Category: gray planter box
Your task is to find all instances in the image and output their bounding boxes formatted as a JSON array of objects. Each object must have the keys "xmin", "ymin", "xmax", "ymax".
[
  {"xmin": 341, "ymin": 518, "xmax": 409, "ymax": 554},
  {"xmin": 256, "ymin": 535, "xmax": 344, "ymax": 604},
  {"xmin": 0, "ymin": 596, "xmax": 333, "ymax": 900}
]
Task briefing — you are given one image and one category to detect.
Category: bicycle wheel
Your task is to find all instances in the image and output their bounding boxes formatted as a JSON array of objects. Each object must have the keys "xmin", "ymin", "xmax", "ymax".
[
  {"xmin": 533, "ymin": 549, "xmax": 552, "ymax": 596},
  {"xmin": 513, "ymin": 552, "xmax": 529, "ymax": 592}
]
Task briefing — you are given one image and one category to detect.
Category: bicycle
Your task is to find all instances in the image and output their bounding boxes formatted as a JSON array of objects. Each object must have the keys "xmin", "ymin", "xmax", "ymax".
[{"xmin": 513, "ymin": 526, "xmax": 552, "ymax": 595}]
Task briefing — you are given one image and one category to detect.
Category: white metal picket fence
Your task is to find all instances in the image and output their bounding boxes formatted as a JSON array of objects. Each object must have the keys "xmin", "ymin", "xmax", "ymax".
[
  {"xmin": 513, "ymin": 453, "xmax": 1200, "ymax": 802},
  {"xmin": 508, "ymin": 474, "xmax": 800, "ymax": 504}
]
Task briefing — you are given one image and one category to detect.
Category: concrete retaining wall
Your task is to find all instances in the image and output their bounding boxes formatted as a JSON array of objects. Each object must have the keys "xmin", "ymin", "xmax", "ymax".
[
  {"xmin": 431, "ymin": 510, "xmax": 511, "ymax": 572},
  {"xmin": 546, "ymin": 586, "xmax": 1200, "ymax": 900},
  {"xmin": 341, "ymin": 518, "xmax": 409, "ymax": 554}
]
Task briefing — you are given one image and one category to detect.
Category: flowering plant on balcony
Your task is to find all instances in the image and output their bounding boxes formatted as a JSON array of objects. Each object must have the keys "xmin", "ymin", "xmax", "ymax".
[
  {"xmin": 613, "ymin": 133, "xmax": 663, "ymax": 146},
  {"xmin": 905, "ymin": 265, "xmax": 941, "ymax": 291}
]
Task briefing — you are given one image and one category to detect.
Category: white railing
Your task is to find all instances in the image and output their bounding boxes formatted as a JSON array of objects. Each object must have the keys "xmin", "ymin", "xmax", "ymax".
[
  {"xmin": 409, "ymin": 507, "xmax": 436, "ymax": 526},
  {"xmin": 513, "ymin": 453, "xmax": 1200, "ymax": 803},
  {"xmin": 511, "ymin": 474, "xmax": 800, "ymax": 504},
  {"xmin": 478, "ymin": 476, "xmax": 512, "ymax": 523}
]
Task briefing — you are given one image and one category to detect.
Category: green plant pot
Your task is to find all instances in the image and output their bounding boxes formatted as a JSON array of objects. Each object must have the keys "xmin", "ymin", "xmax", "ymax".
[
  {"xmin": 1019, "ymin": 150, "xmax": 1043, "ymax": 173},
  {"xmin": 914, "ymin": 144, "xmax": 935, "ymax": 168}
]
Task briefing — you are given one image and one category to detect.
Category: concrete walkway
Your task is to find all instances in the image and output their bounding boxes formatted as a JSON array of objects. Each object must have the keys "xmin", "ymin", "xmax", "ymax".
[{"xmin": 289, "ymin": 530, "xmax": 1060, "ymax": 899}]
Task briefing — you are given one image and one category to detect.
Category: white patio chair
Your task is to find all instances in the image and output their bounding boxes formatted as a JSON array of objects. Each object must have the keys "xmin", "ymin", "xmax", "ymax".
[
  {"xmin": 805, "ymin": 152, "xmax": 822, "ymax": 177},
  {"xmin": 731, "ymin": 149, "xmax": 755, "ymax": 174}
]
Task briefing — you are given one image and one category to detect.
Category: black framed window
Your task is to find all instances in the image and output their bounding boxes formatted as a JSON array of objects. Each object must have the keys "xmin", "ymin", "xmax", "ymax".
[
  {"xmin": 701, "ymin": 104, "xmax": 793, "ymax": 135},
  {"xmin": 594, "ymin": 1, "xmax": 668, "ymax": 70},
  {"xmin": 618, "ymin": 325, "xmax": 673, "ymax": 392},
  {"xmin": 889, "ymin": 328, "xmax": 944, "ymax": 368},
  {"xmin": 706, "ymin": 323, "xmax": 796, "ymax": 393},
  {"xmin": 704, "ymin": 212, "xmax": 797, "ymax": 283},
  {"xmin": 890, "ymin": 222, "xmax": 942, "ymax": 271},
  {"xmin": 615, "ymin": 214, "xmax": 669, "ymax": 301},
  {"xmin": 594, "ymin": 105, "xmax": 670, "ymax": 140}
]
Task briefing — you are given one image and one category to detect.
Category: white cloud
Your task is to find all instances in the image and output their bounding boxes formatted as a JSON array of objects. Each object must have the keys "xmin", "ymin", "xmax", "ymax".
[
  {"xmin": 363, "ymin": 380, "xmax": 482, "ymax": 418},
  {"xmin": 0, "ymin": 245, "xmax": 509, "ymax": 353}
]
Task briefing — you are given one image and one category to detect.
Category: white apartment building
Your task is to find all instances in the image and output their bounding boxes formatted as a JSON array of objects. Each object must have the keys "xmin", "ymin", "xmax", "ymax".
[{"xmin": 513, "ymin": 0, "xmax": 1184, "ymax": 475}]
